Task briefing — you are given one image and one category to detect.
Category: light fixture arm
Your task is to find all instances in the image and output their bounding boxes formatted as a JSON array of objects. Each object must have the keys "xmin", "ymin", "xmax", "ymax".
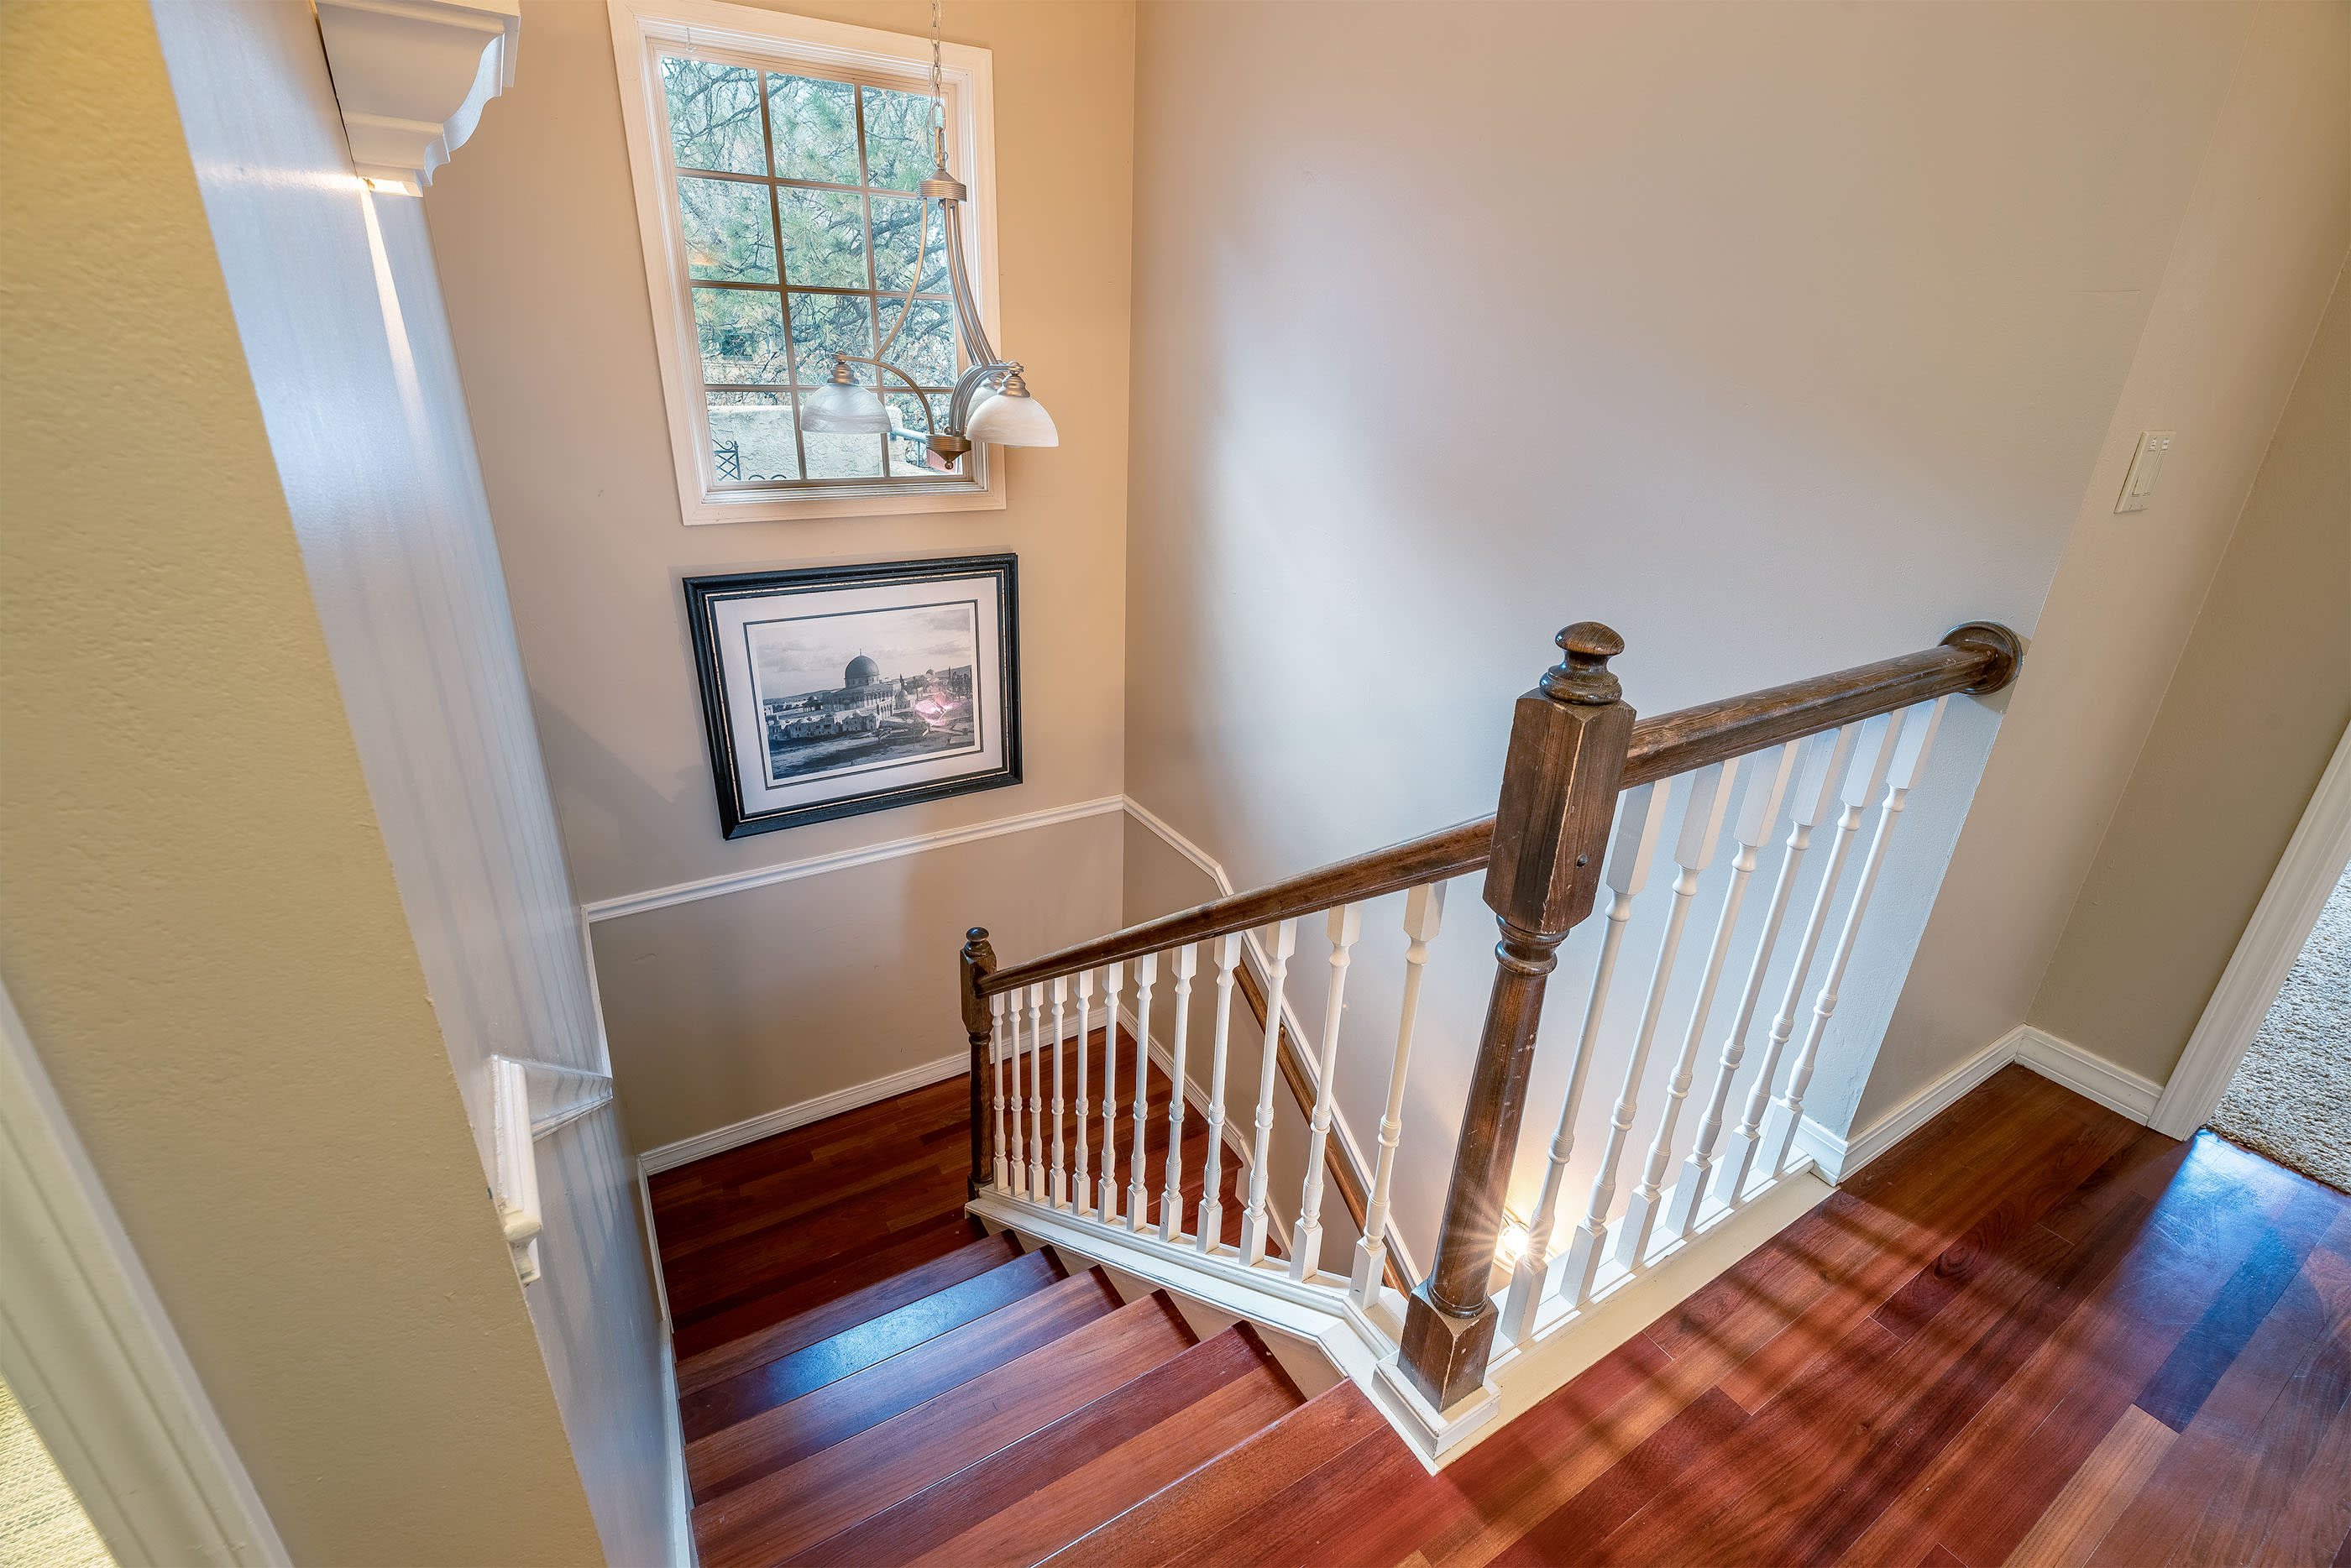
[{"xmin": 830, "ymin": 353, "xmax": 939, "ymax": 431}]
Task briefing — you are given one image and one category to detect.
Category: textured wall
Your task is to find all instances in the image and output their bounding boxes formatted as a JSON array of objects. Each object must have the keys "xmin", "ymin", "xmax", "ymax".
[
  {"xmin": 146, "ymin": 0, "xmax": 686, "ymax": 1556},
  {"xmin": 0, "ymin": 4, "xmax": 605, "ymax": 1560},
  {"xmin": 2030, "ymin": 264, "xmax": 2351, "ymax": 1080},
  {"xmin": 422, "ymin": 0, "xmax": 1134, "ymax": 1154}
]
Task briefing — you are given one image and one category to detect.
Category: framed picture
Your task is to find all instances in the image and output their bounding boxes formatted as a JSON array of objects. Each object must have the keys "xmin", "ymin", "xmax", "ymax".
[{"xmin": 684, "ymin": 555, "xmax": 1020, "ymax": 838}]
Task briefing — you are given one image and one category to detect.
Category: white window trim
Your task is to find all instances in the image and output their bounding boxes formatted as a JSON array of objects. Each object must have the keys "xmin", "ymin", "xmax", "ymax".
[{"xmin": 607, "ymin": 0, "xmax": 1004, "ymax": 524}]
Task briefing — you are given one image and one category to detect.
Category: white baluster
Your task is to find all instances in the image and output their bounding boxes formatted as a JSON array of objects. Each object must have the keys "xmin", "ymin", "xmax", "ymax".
[
  {"xmin": 1655, "ymin": 747, "xmax": 1796, "ymax": 1241},
  {"xmin": 1073, "ymin": 969, "xmax": 1093, "ymax": 1221},
  {"xmin": 1025, "ymin": 983, "xmax": 1047, "ymax": 1201},
  {"xmin": 1351, "ymin": 883, "xmax": 1445, "ymax": 1309},
  {"xmin": 1563, "ymin": 768, "xmax": 1731, "ymax": 1303},
  {"xmin": 1050, "ymin": 975, "xmax": 1069, "ymax": 1209},
  {"xmin": 1159, "ymin": 943, "xmax": 1200, "ymax": 1243},
  {"xmin": 1291, "ymin": 902, "xmax": 1363, "ymax": 1282},
  {"xmin": 1764, "ymin": 700, "xmax": 1945, "ymax": 1177},
  {"xmin": 1007, "ymin": 985, "xmax": 1029, "ymax": 1199},
  {"xmin": 1097, "ymin": 961, "xmax": 1124, "ymax": 1224},
  {"xmin": 1196, "ymin": 934, "xmax": 1242, "ymax": 1256},
  {"xmin": 1502, "ymin": 783, "xmax": 1669, "ymax": 1344},
  {"xmin": 1128, "ymin": 951, "xmax": 1158, "ymax": 1233},
  {"xmin": 1238, "ymin": 919, "xmax": 1297, "ymax": 1264},
  {"xmin": 1613, "ymin": 761, "xmax": 1741, "ymax": 1267},
  {"xmin": 1666, "ymin": 740, "xmax": 1800, "ymax": 1240},
  {"xmin": 1713, "ymin": 724, "xmax": 1864, "ymax": 1207},
  {"xmin": 990, "ymin": 990, "xmax": 1010, "ymax": 1194}
]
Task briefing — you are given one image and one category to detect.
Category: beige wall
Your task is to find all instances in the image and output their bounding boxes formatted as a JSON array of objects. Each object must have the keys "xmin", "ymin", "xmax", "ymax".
[
  {"xmin": 1859, "ymin": 6, "xmax": 2351, "ymax": 1128},
  {"xmin": 2029, "ymin": 264, "xmax": 2351, "ymax": 1080},
  {"xmin": 424, "ymin": 0, "xmax": 1134, "ymax": 1154},
  {"xmin": 0, "ymin": 4, "xmax": 604, "ymax": 1562},
  {"xmin": 147, "ymin": 0, "xmax": 684, "ymax": 1553},
  {"xmin": 597, "ymin": 810, "xmax": 1118, "ymax": 1152},
  {"xmin": 1124, "ymin": 0, "xmax": 2350, "ymax": 1247}
]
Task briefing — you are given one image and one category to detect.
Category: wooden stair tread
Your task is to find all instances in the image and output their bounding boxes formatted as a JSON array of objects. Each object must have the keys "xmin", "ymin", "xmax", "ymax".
[
  {"xmin": 1044, "ymin": 1377, "xmax": 1386, "ymax": 1567},
  {"xmin": 652, "ymin": 1078, "xmax": 966, "ymax": 1209},
  {"xmin": 672, "ymin": 1213, "xmax": 987, "ymax": 1362},
  {"xmin": 1160, "ymin": 1410, "xmax": 1437, "ymax": 1568},
  {"xmin": 681, "ymin": 1241, "xmax": 1054, "ymax": 1432},
  {"xmin": 667, "ymin": 1155, "xmax": 973, "ymax": 1324},
  {"xmin": 694, "ymin": 1291, "xmax": 1198, "ymax": 1568},
  {"xmin": 661, "ymin": 1137, "xmax": 974, "ymax": 1269},
  {"xmin": 783, "ymin": 1323, "xmax": 1301, "ymax": 1568},
  {"xmin": 689, "ymin": 1261, "xmax": 1121, "ymax": 1503}
]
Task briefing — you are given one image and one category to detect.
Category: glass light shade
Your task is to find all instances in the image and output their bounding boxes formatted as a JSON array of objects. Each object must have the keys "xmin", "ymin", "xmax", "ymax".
[
  {"xmin": 799, "ymin": 377, "xmax": 891, "ymax": 434},
  {"xmin": 964, "ymin": 384, "xmax": 1059, "ymax": 447}
]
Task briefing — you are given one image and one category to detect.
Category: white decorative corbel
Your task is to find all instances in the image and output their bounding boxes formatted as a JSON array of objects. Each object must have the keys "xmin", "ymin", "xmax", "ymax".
[
  {"xmin": 489, "ymin": 1055, "xmax": 613, "ymax": 1286},
  {"xmin": 315, "ymin": 0, "xmax": 521, "ymax": 194}
]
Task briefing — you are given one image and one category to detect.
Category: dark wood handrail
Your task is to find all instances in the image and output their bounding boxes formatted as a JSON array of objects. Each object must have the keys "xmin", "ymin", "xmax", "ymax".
[{"xmin": 978, "ymin": 624, "xmax": 2019, "ymax": 998}]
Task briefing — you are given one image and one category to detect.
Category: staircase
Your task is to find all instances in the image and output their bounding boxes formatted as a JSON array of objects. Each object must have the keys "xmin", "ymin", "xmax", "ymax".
[
  {"xmin": 662, "ymin": 1053, "xmax": 1411, "ymax": 1568},
  {"xmin": 660, "ymin": 617, "xmax": 2035, "ymax": 1565}
]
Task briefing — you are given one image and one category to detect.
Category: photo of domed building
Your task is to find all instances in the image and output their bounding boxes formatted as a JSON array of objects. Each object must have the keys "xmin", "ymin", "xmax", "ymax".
[{"xmin": 757, "ymin": 645, "xmax": 978, "ymax": 784}]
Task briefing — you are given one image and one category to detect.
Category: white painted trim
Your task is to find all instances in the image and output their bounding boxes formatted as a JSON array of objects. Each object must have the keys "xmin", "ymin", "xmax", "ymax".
[
  {"xmin": 605, "ymin": 0, "xmax": 1003, "ymax": 525},
  {"xmin": 636, "ymin": 1050, "xmax": 969, "ymax": 1174},
  {"xmin": 2151, "ymin": 719, "xmax": 2351, "ymax": 1138},
  {"xmin": 0, "ymin": 975, "xmax": 291, "ymax": 1566},
  {"xmin": 975, "ymin": 1158, "xmax": 1828, "ymax": 1471},
  {"xmin": 2014, "ymin": 1025, "xmax": 2165, "ymax": 1123},
  {"xmin": 1837, "ymin": 1022, "xmax": 2167, "ymax": 1183},
  {"xmin": 315, "ymin": 0, "xmax": 520, "ymax": 194},
  {"xmin": 652, "ymin": 1336, "xmax": 699, "ymax": 1567},
  {"xmin": 1837, "ymin": 1030, "xmax": 2019, "ymax": 1178},
  {"xmin": 584, "ymin": 796, "xmax": 1124, "ymax": 923},
  {"xmin": 1122, "ymin": 796, "xmax": 1236, "ymax": 896},
  {"xmin": 628, "ymin": 1163, "xmax": 697, "ymax": 1565}
]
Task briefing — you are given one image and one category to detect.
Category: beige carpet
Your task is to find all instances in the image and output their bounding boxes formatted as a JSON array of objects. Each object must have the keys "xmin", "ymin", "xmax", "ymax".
[
  {"xmin": 2207, "ymin": 863, "xmax": 2351, "ymax": 1194},
  {"xmin": 0, "ymin": 1376, "xmax": 113, "ymax": 1568}
]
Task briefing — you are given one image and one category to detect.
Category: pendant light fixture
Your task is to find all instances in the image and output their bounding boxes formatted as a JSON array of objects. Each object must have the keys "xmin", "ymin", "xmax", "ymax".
[{"xmin": 799, "ymin": 0, "xmax": 1058, "ymax": 457}]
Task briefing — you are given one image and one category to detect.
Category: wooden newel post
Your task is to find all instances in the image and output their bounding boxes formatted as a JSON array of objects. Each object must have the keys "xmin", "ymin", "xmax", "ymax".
[
  {"xmin": 1398, "ymin": 623, "xmax": 1634, "ymax": 1412},
  {"xmin": 960, "ymin": 927, "xmax": 997, "ymax": 1200}
]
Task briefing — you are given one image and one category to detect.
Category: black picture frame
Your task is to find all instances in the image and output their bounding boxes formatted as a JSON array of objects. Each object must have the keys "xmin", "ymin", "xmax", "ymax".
[{"xmin": 683, "ymin": 555, "xmax": 1021, "ymax": 839}]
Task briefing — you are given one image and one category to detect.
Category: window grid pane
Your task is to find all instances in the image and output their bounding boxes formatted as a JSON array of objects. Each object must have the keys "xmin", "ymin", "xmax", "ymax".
[
  {"xmin": 750, "ymin": 69, "xmax": 808, "ymax": 478},
  {"xmin": 662, "ymin": 46, "xmax": 971, "ymax": 493}
]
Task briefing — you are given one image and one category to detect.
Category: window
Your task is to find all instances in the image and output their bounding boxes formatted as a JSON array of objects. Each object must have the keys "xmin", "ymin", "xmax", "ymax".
[{"xmin": 609, "ymin": 0, "xmax": 1000, "ymax": 522}]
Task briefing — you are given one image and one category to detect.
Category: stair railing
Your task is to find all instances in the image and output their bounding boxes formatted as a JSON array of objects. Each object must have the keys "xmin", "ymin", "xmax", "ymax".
[{"xmin": 957, "ymin": 619, "xmax": 2021, "ymax": 1427}]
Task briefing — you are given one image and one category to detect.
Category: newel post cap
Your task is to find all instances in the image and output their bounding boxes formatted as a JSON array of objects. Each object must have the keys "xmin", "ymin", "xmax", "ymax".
[
  {"xmin": 1541, "ymin": 622, "xmax": 1625, "ymax": 705},
  {"xmin": 958, "ymin": 928, "xmax": 996, "ymax": 1032}
]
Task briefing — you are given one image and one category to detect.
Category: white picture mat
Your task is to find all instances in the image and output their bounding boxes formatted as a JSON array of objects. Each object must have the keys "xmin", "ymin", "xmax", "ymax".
[{"xmin": 709, "ymin": 572, "xmax": 1007, "ymax": 813}]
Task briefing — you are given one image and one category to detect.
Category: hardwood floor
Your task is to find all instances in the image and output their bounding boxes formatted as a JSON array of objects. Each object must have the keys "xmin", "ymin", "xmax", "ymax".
[{"xmin": 651, "ymin": 1060, "xmax": 2351, "ymax": 1567}]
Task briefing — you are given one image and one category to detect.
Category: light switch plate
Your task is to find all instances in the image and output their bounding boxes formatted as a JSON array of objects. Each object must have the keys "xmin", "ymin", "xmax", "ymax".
[{"xmin": 2116, "ymin": 431, "xmax": 2175, "ymax": 514}]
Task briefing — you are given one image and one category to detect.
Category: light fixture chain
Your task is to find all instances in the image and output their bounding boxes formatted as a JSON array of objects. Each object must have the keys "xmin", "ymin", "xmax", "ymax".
[{"xmin": 929, "ymin": 0, "xmax": 945, "ymax": 165}]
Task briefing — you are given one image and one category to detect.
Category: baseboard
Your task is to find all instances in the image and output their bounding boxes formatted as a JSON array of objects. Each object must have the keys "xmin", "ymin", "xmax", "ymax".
[
  {"xmin": 1789, "ymin": 1113, "xmax": 1854, "ymax": 1182},
  {"xmin": 2012, "ymin": 1025, "xmax": 2164, "ymax": 1122},
  {"xmin": 1840, "ymin": 1030, "xmax": 2020, "ymax": 1176},
  {"xmin": 1836, "ymin": 1023, "xmax": 2163, "ymax": 1181},
  {"xmin": 637, "ymin": 1052, "xmax": 969, "ymax": 1175}
]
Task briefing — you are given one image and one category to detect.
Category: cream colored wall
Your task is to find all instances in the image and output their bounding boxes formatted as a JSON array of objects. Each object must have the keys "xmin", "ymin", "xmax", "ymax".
[
  {"xmin": 597, "ymin": 810, "xmax": 1118, "ymax": 1152},
  {"xmin": 2029, "ymin": 264, "xmax": 2351, "ymax": 1082},
  {"xmin": 423, "ymin": 0, "xmax": 1134, "ymax": 1153},
  {"xmin": 0, "ymin": 4, "xmax": 604, "ymax": 1562},
  {"xmin": 146, "ymin": 1, "xmax": 684, "ymax": 1555},
  {"xmin": 1858, "ymin": 7, "xmax": 2351, "ymax": 1128},
  {"xmin": 1125, "ymin": 0, "xmax": 2350, "ymax": 1252}
]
